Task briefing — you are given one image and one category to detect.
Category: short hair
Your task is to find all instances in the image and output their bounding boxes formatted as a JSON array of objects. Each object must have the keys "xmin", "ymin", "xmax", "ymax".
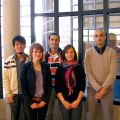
[
  {"xmin": 29, "ymin": 42, "xmax": 44, "ymax": 60},
  {"xmin": 94, "ymin": 29, "xmax": 105, "ymax": 36},
  {"xmin": 48, "ymin": 32, "xmax": 60, "ymax": 40},
  {"xmin": 62, "ymin": 44, "xmax": 77, "ymax": 61},
  {"xmin": 12, "ymin": 35, "xmax": 26, "ymax": 46}
]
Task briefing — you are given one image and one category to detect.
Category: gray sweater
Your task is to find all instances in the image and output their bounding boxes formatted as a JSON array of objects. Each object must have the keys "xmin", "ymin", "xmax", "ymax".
[{"xmin": 84, "ymin": 46, "xmax": 117, "ymax": 91}]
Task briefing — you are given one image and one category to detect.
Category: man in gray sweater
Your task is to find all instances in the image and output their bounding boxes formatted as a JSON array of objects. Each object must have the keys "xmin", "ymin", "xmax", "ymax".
[{"xmin": 85, "ymin": 29, "xmax": 117, "ymax": 120}]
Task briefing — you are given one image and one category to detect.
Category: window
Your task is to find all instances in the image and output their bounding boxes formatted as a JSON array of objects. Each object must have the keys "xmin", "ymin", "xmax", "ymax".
[
  {"xmin": 20, "ymin": 0, "xmax": 31, "ymax": 54},
  {"xmin": 83, "ymin": 0, "xmax": 103, "ymax": 11}
]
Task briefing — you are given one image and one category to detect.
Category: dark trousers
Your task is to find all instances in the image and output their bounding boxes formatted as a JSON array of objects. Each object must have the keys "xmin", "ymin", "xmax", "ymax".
[
  {"xmin": 59, "ymin": 100, "xmax": 82, "ymax": 120},
  {"xmin": 10, "ymin": 94, "xmax": 27, "ymax": 120},
  {"xmin": 24, "ymin": 102, "xmax": 48, "ymax": 120}
]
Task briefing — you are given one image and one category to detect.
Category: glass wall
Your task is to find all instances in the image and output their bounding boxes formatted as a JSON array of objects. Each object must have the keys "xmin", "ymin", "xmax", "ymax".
[
  {"xmin": 35, "ymin": 0, "xmax": 54, "ymax": 13},
  {"xmin": 83, "ymin": 0, "xmax": 103, "ymax": 11},
  {"xmin": 20, "ymin": 0, "xmax": 31, "ymax": 54},
  {"xmin": 59, "ymin": 0, "xmax": 78, "ymax": 12},
  {"xmin": 35, "ymin": 17, "xmax": 54, "ymax": 51},
  {"xmin": 83, "ymin": 15, "xmax": 104, "ymax": 55},
  {"xmin": 109, "ymin": 0, "xmax": 120, "ymax": 8}
]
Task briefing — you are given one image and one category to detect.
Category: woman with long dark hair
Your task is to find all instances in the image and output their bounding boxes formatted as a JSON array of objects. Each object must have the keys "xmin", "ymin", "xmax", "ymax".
[{"xmin": 55, "ymin": 44, "xmax": 86, "ymax": 120}]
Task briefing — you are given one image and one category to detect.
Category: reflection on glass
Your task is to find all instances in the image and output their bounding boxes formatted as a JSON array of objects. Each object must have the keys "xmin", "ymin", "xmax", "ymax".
[
  {"xmin": 109, "ymin": 0, "xmax": 120, "ymax": 8},
  {"xmin": 109, "ymin": 13, "xmax": 120, "ymax": 101},
  {"xmin": 109, "ymin": 14, "xmax": 120, "ymax": 76},
  {"xmin": 35, "ymin": 0, "xmax": 54, "ymax": 13},
  {"xmin": 59, "ymin": 0, "xmax": 78, "ymax": 12},
  {"xmin": 35, "ymin": 17, "xmax": 54, "ymax": 51},
  {"xmin": 83, "ymin": 0, "xmax": 103, "ymax": 11}
]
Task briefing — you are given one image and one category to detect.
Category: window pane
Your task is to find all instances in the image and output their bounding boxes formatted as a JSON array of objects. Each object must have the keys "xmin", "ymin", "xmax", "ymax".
[
  {"xmin": 59, "ymin": 17, "xmax": 72, "ymax": 49},
  {"xmin": 83, "ymin": 15, "xmax": 103, "ymax": 55},
  {"xmin": 20, "ymin": 27, "xmax": 31, "ymax": 37},
  {"xmin": 20, "ymin": 17, "xmax": 31, "ymax": 26},
  {"xmin": 35, "ymin": 0, "xmax": 54, "ymax": 13},
  {"xmin": 109, "ymin": 0, "xmax": 120, "ymax": 8},
  {"xmin": 83, "ymin": 0, "xmax": 103, "ymax": 11},
  {"xmin": 73, "ymin": 30, "xmax": 78, "ymax": 54},
  {"xmin": 59, "ymin": 0, "xmax": 78, "ymax": 12},
  {"xmin": 35, "ymin": 17, "xmax": 54, "ymax": 51},
  {"xmin": 20, "ymin": 6, "xmax": 30, "ymax": 16},
  {"xmin": 20, "ymin": 0, "xmax": 30, "ymax": 5},
  {"xmin": 73, "ymin": 17, "xmax": 78, "ymax": 53}
]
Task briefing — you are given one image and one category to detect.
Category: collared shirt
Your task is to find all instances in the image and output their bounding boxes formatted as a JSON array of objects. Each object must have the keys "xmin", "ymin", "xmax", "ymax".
[{"xmin": 94, "ymin": 45, "xmax": 106, "ymax": 55}]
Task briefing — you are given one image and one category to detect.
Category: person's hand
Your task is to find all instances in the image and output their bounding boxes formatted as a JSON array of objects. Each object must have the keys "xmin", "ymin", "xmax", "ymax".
[
  {"xmin": 30, "ymin": 103, "xmax": 38, "ymax": 109},
  {"xmin": 7, "ymin": 95, "xmax": 14, "ymax": 104},
  {"xmin": 71, "ymin": 100, "xmax": 80, "ymax": 109},
  {"xmin": 37, "ymin": 101, "xmax": 46, "ymax": 108},
  {"xmin": 61, "ymin": 100, "xmax": 72, "ymax": 110},
  {"xmin": 95, "ymin": 87, "xmax": 108, "ymax": 99}
]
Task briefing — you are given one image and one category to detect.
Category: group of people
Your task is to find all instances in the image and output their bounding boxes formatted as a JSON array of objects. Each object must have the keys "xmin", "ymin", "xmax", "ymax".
[{"xmin": 3, "ymin": 29, "xmax": 117, "ymax": 120}]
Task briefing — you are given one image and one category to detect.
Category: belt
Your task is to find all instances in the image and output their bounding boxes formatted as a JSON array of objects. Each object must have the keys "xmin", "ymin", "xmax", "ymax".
[{"xmin": 32, "ymin": 97, "xmax": 42, "ymax": 102}]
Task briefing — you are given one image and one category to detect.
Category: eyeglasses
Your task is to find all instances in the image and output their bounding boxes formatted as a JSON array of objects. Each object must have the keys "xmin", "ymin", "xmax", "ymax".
[{"xmin": 32, "ymin": 50, "xmax": 42, "ymax": 54}]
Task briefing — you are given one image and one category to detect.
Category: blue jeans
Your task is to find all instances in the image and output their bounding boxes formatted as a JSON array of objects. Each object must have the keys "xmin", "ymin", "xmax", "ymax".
[
  {"xmin": 59, "ymin": 100, "xmax": 82, "ymax": 120},
  {"xmin": 45, "ymin": 88, "xmax": 56, "ymax": 120}
]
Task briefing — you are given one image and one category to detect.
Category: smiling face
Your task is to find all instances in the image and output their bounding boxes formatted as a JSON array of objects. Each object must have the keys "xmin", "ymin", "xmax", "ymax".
[
  {"xmin": 49, "ymin": 35, "xmax": 60, "ymax": 49},
  {"xmin": 32, "ymin": 48, "xmax": 43, "ymax": 62},
  {"xmin": 14, "ymin": 41, "xmax": 25, "ymax": 54},
  {"xmin": 93, "ymin": 29, "xmax": 106, "ymax": 48},
  {"xmin": 30, "ymin": 43, "xmax": 44, "ymax": 62},
  {"xmin": 65, "ymin": 47, "xmax": 75, "ymax": 62}
]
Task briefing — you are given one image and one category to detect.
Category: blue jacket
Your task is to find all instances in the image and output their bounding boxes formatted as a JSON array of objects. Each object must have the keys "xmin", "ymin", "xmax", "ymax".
[{"xmin": 20, "ymin": 61, "xmax": 51, "ymax": 105}]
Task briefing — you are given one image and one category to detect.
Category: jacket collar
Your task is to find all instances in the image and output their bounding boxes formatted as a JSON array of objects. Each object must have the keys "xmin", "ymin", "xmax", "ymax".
[{"xmin": 12, "ymin": 53, "xmax": 30, "ymax": 61}]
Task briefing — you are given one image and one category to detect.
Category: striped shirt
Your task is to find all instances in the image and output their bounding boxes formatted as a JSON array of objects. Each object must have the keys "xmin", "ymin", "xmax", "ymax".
[{"xmin": 44, "ymin": 48, "xmax": 62, "ymax": 87}]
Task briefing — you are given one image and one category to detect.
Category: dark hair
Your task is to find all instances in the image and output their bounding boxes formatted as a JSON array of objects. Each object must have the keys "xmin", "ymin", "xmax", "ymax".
[
  {"xmin": 62, "ymin": 44, "xmax": 77, "ymax": 61},
  {"xmin": 48, "ymin": 32, "xmax": 60, "ymax": 40},
  {"xmin": 29, "ymin": 42, "xmax": 44, "ymax": 60},
  {"xmin": 12, "ymin": 35, "xmax": 26, "ymax": 46}
]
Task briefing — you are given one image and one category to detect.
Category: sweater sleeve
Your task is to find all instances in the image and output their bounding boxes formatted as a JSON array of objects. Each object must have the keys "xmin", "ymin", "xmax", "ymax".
[
  {"xmin": 3, "ymin": 62, "xmax": 11, "ymax": 98},
  {"xmin": 102, "ymin": 50, "xmax": 117, "ymax": 88},
  {"xmin": 84, "ymin": 50, "xmax": 102, "ymax": 91}
]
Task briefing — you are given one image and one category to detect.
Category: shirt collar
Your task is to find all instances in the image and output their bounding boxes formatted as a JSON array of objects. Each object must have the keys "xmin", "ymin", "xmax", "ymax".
[{"xmin": 94, "ymin": 45, "xmax": 106, "ymax": 55}]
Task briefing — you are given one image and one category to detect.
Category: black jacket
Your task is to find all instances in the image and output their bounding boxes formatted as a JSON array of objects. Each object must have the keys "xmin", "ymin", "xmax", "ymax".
[
  {"xmin": 55, "ymin": 64, "xmax": 86, "ymax": 103},
  {"xmin": 20, "ymin": 61, "xmax": 51, "ymax": 105}
]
